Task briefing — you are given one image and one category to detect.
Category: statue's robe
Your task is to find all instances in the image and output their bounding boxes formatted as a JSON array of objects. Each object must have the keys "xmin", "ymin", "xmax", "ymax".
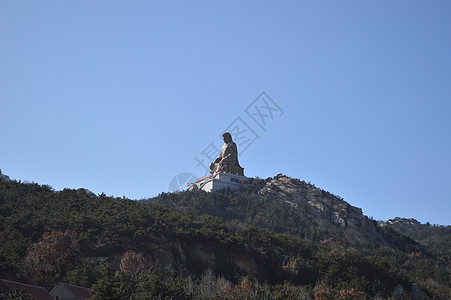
[{"xmin": 212, "ymin": 142, "xmax": 244, "ymax": 176}]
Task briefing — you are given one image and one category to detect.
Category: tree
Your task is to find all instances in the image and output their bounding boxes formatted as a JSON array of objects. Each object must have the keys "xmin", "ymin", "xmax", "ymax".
[
  {"xmin": 0, "ymin": 290, "xmax": 38, "ymax": 300},
  {"xmin": 20, "ymin": 230, "xmax": 79, "ymax": 285},
  {"xmin": 64, "ymin": 260, "xmax": 99, "ymax": 287},
  {"xmin": 25, "ymin": 230, "xmax": 79, "ymax": 272},
  {"xmin": 119, "ymin": 250, "xmax": 147, "ymax": 275},
  {"xmin": 230, "ymin": 277, "xmax": 257, "ymax": 300},
  {"xmin": 91, "ymin": 263, "xmax": 121, "ymax": 300}
]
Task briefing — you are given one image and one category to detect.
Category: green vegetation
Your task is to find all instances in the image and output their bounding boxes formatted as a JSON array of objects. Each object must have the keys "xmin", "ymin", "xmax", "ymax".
[
  {"xmin": 0, "ymin": 179, "xmax": 449, "ymax": 299},
  {"xmin": 382, "ymin": 218, "xmax": 451, "ymax": 257}
]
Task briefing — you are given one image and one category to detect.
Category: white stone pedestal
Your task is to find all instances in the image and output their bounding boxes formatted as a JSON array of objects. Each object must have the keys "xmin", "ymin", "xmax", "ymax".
[{"xmin": 187, "ymin": 172, "xmax": 247, "ymax": 192}]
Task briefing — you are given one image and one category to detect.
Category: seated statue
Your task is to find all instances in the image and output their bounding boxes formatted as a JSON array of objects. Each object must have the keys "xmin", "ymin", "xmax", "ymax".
[{"xmin": 209, "ymin": 132, "xmax": 244, "ymax": 176}]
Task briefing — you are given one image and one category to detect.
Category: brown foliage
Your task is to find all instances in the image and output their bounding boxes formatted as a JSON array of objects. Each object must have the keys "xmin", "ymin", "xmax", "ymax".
[
  {"xmin": 314, "ymin": 281, "xmax": 365, "ymax": 300},
  {"xmin": 20, "ymin": 230, "xmax": 79, "ymax": 285},
  {"xmin": 337, "ymin": 288, "xmax": 365, "ymax": 300},
  {"xmin": 25, "ymin": 230, "xmax": 79, "ymax": 273},
  {"xmin": 281, "ymin": 258, "xmax": 299, "ymax": 275},
  {"xmin": 119, "ymin": 250, "xmax": 147, "ymax": 275},
  {"xmin": 230, "ymin": 277, "xmax": 257, "ymax": 300}
]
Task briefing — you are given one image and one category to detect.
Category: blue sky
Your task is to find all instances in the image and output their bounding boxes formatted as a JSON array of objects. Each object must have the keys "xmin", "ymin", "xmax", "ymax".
[{"xmin": 1, "ymin": 1, "xmax": 450, "ymax": 225}]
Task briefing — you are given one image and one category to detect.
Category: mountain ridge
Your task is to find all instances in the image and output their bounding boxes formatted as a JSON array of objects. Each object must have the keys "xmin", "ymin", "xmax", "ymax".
[
  {"xmin": 152, "ymin": 174, "xmax": 423, "ymax": 254},
  {"xmin": 0, "ymin": 175, "xmax": 449, "ymax": 299}
]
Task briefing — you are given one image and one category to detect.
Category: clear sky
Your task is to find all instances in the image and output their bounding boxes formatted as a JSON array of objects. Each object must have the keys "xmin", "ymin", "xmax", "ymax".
[{"xmin": 1, "ymin": 1, "xmax": 450, "ymax": 225}]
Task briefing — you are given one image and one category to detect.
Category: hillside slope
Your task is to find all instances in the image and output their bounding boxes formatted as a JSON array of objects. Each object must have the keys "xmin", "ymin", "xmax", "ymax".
[
  {"xmin": 0, "ymin": 177, "xmax": 449, "ymax": 299},
  {"xmin": 380, "ymin": 217, "xmax": 451, "ymax": 256},
  {"xmin": 153, "ymin": 174, "xmax": 421, "ymax": 253}
]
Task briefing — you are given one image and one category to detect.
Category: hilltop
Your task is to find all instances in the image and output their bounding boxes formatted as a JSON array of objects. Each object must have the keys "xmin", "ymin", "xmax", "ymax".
[
  {"xmin": 380, "ymin": 217, "xmax": 451, "ymax": 256},
  {"xmin": 152, "ymin": 174, "xmax": 422, "ymax": 253},
  {"xmin": 0, "ymin": 169, "xmax": 10, "ymax": 182},
  {"xmin": 0, "ymin": 176, "xmax": 449, "ymax": 299}
]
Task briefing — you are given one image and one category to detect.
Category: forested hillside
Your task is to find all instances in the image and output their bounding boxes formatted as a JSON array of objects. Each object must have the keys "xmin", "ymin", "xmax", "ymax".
[
  {"xmin": 152, "ymin": 175, "xmax": 423, "ymax": 253},
  {"xmin": 0, "ymin": 178, "xmax": 449, "ymax": 299},
  {"xmin": 380, "ymin": 217, "xmax": 451, "ymax": 257}
]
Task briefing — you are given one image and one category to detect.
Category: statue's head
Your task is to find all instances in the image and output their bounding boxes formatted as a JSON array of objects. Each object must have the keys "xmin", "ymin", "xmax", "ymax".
[{"xmin": 222, "ymin": 132, "xmax": 232, "ymax": 143}]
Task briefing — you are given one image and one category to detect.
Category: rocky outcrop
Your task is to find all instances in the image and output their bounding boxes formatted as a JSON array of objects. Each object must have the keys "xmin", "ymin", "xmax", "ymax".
[
  {"xmin": 257, "ymin": 175, "xmax": 424, "ymax": 252},
  {"xmin": 379, "ymin": 217, "xmax": 450, "ymax": 256},
  {"xmin": 0, "ymin": 169, "xmax": 11, "ymax": 181},
  {"xmin": 153, "ymin": 173, "xmax": 422, "ymax": 252},
  {"xmin": 379, "ymin": 217, "xmax": 422, "ymax": 227},
  {"xmin": 260, "ymin": 175, "xmax": 366, "ymax": 227},
  {"xmin": 258, "ymin": 174, "xmax": 380, "ymax": 241}
]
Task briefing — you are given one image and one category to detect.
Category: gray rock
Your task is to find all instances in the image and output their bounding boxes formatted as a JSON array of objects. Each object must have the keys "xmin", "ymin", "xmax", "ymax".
[
  {"xmin": 410, "ymin": 283, "xmax": 428, "ymax": 299},
  {"xmin": 258, "ymin": 174, "xmax": 383, "ymax": 243},
  {"xmin": 0, "ymin": 169, "xmax": 11, "ymax": 181}
]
